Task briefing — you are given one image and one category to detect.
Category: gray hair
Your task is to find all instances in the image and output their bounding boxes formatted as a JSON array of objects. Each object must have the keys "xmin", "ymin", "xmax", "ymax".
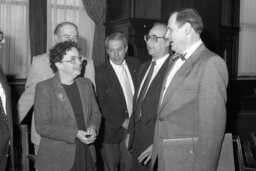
[{"xmin": 105, "ymin": 32, "xmax": 128, "ymax": 49}]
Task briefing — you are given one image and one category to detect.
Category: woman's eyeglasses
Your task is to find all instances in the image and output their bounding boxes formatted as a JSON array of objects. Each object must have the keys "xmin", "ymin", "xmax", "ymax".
[{"xmin": 62, "ymin": 55, "xmax": 83, "ymax": 65}]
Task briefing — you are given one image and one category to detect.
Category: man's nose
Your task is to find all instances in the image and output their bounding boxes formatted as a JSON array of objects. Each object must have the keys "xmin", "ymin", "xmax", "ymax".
[
  {"xmin": 164, "ymin": 30, "xmax": 170, "ymax": 39},
  {"xmin": 114, "ymin": 51, "xmax": 119, "ymax": 57}
]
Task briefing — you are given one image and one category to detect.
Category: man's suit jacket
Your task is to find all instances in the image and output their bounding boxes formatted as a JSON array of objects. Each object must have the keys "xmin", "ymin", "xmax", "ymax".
[
  {"xmin": 0, "ymin": 65, "xmax": 14, "ymax": 171},
  {"xmin": 34, "ymin": 74, "xmax": 101, "ymax": 171},
  {"xmin": 95, "ymin": 57, "xmax": 140, "ymax": 144},
  {"xmin": 151, "ymin": 44, "xmax": 229, "ymax": 171},
  {"xmin": 18, "ymin": 53, "xmax": 95, "ymax": 146},
  {"xmin": 128, "ymin": 55, "xmax": 170, "ymax": 153}
]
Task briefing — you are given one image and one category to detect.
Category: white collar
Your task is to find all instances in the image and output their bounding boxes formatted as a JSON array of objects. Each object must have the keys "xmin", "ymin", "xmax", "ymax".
[
  {"xmin": 183, "ymin": 39, "xmax": 202, "ymax": 59},
  {"xmin": 153, "ymin": 53, "xmax": 169, "ymax": 65}
]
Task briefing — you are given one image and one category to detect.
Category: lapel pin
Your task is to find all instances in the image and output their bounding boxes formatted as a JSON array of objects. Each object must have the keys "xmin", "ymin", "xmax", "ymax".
[{"xmin": 57, "ymin": 92, "xmax": 65, "ymax": 102}]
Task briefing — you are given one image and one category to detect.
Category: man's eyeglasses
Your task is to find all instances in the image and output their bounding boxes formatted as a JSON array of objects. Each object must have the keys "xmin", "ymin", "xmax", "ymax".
[
  {"xmin": 62, "ymin": 56, "xmax": 82, "ymax": 65},
  {"xmin": 144, "ymin": 34, "xmax": 166, "ymax": 43}
]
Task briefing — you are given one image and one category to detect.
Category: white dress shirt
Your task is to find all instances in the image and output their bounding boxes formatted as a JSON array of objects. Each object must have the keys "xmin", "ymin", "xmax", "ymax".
[
  {"xmin": 137, "ymin": 53, "xmax": 169, "ymax": 99},
  {"xmin": 110, "ymin": 60, "xmax": 135, "ymax": 117},
  {"xmin": 0, "ymin": 82, "xmax": 7, "ymax": 114},
  {"xmin": 161, "ymin": 40, "xmax": 202, "ymax": 104}
]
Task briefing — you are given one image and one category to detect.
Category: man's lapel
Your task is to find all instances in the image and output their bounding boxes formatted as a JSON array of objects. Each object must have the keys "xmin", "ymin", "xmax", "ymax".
[
  {"xmin": 126, "ymin": 58, "xmax": 138, "ymax": 86},
  {"xmin": 133, "ymin": 61, "xmax": 151, "ymax": 103},
  {"xmin": 158, "ymin": 44, "xmax": 206, "ymax": 114},
  {"xmin": 146, "ymin": 55, "xmax": 170, "ymax": 98},
  {"xmin": 106, "ymin": 61, "xmax": 127, "ymax": 106},
  {"xmin": 107, "ymin": 61, "xmax": 125, "ymax": 94}
]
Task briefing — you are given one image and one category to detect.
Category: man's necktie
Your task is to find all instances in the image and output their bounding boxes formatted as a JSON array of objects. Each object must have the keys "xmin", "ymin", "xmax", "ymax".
[
  {"xmin": 120, "ymin": 64, "xmax": 133, "ymax": 116},
  {"xmin": 159, "ymin": 53, "xmax": 186, "ymax": 105},
  {"xmin": 134, "ymin": 61, "xmax": 156, "ymax": 122},
  {"xmin": 0, "ymin": 96, "xmax": 8, "ymax": 126}
]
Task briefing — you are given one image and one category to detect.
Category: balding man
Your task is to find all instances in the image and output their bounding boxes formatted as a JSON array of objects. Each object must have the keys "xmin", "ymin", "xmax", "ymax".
[
  {"xmin": 151, "ymin": 8, "xmax": 228, "ymax": 171},
  {"xmin": 127, "ymin": 23, "xmax": 171, "ymax": 171}
]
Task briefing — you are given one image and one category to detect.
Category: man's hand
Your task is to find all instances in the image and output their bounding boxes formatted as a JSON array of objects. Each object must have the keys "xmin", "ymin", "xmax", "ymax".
[
  {"xmin": 122, "ymin": 118, "xmax": 130, "ymax": 129},
  {"xmin": 138, "ymin": 144, "xmax": 153, "ymax": 165}
]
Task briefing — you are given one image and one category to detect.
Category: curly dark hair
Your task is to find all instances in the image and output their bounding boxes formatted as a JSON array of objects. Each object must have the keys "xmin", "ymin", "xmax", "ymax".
[{"xmin": 49, "ymin": 41, "xmax": 79, "ymax": 73}]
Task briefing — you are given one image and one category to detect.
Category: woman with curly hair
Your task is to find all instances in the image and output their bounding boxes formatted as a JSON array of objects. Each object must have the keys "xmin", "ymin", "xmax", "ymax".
[{"xmin": 34, "ymin": 41, "xmax": 101, "ymax": 171}]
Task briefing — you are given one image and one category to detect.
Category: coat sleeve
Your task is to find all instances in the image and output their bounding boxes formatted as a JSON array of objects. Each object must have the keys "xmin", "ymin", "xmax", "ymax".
[
  {"xmin": 34, "ymin": 83, "xmax": 78, "ymax": 144},
  {"xmin": 17, "ymin": 57, "xmax": 44, "ymax": 123},
  {"xmin": 87, "ymin": 80, "xmax": 101, "ymax": 134},
  {"xmin": 194, "ymin": 56, "xmax": 228, "ymax": 171},
  {"xmin": 83, "ymin": 57, "xmax": 95, "ymax": 86}
]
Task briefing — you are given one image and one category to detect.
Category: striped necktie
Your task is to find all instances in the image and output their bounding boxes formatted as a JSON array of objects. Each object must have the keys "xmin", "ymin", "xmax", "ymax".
[{"xmin": 134, "ymin": 61, "xmax": 156, "ymax": 122}]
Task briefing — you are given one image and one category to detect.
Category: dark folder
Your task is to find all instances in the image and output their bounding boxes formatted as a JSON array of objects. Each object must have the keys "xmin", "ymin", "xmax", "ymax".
[{"xmin": 163, "ymin": 133, "xmax": 235, "ymax": 171}]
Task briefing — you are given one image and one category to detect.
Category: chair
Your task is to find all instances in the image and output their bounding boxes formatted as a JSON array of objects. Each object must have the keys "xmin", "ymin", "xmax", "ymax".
[
  {"xmin": 243, "ymin": 141, "xmax": 256, "ymax": 168},
  {"xmin": 233, "ymin": 135, "xmax": 256, "ymax": 171},
  {"xmin": 20, "ymin": 124, "xmax": 36, "ymax": 171},
  {"xmin": 251, "ymin": 132, "xmax": 256, "ymax": 148}
]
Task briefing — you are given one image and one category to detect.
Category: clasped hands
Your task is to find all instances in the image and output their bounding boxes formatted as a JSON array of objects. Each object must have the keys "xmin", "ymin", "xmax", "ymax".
[{"xmin": 77, "ymin": 127, "xmax": 97, "ymax": 144}]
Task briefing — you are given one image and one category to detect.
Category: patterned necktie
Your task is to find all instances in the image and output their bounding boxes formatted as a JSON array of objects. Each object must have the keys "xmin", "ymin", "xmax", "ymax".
[
  {"xmin": 120, "ymin": 64, "xmax": 133, "ymax": 116},
  {"xmin": 134, "ymin": 61, "xmax": 156, "ymax": 122},
  {"xmin": 0, "ymin": 96, "xmax": 8, "ymax": 126}
]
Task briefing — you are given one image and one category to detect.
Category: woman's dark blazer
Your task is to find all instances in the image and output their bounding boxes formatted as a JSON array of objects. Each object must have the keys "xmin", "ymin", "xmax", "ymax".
[{"xmin": 34, "ymin": 74, "xmax": 101, "ymax": 171}]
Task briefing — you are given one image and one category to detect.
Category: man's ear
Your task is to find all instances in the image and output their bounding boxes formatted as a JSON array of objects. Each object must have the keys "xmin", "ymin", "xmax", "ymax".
[
  {"xmin": 184, "ymin": 22, "xmax": 192, "ymax": 35},
  {"xmin": 106, "ymin": 49, "xmax": 110, "ymax": 57},
  {"xmin": 125, "ymin": 45, "xmax": 128, "ymax": 53},
  {"xmin": 54, "ymin": 34, "xmax": 59, "ymax": 43}
]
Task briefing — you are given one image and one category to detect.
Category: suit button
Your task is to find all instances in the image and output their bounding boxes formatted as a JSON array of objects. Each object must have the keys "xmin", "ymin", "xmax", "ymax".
[{"xmin": 124, "ymin": 110, "xmax": 128, "ymax": 114}]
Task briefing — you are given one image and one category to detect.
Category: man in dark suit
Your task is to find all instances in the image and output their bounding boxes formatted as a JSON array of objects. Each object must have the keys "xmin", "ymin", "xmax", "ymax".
[
  {"xmin": 127, "ymin": 23, "xmax": 171, "ymax": 171},
  {"xmin": 95, "ymin": 32, "xmax": 140, "ymax": 171},
  {"xmin": 0, "ymin": 30, "xmax": 14, "ymax": 171},
  {"xmin": 151, "ymin": 8, "xmax": 229, "ymax": 171}
]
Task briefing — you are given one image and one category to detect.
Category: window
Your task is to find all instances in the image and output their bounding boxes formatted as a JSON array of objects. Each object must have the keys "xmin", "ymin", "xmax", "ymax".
[
  {"xmin": 238, "ymin": 0, "xmax": 256, "ymax": 76},
  {"xmin": 0, "ymin": 0, "xmax": 30, "ymax": 78},
  {"xmin": 47, "ymin": 0, "xmax": 95, "ymax": 59}
]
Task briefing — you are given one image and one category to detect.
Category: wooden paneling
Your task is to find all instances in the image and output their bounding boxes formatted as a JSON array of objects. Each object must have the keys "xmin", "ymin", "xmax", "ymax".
[
  {"xmin": 106, "ymin": 0, "xmax": 163, "ymax": 62},
  {"xmin": 105, "ymin": 18, "xmax": 160, "ymax": 63},
  {"xmin": 134, "ymin": 0, "xmax": 161, "ymax": 19},
  {"xmin": 106, "ymin": 0, "xmax": 131, "ymax": 21},
  {"xmin": 106, "ymin": 0, "xmax": 161, "ymax": 21}
]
